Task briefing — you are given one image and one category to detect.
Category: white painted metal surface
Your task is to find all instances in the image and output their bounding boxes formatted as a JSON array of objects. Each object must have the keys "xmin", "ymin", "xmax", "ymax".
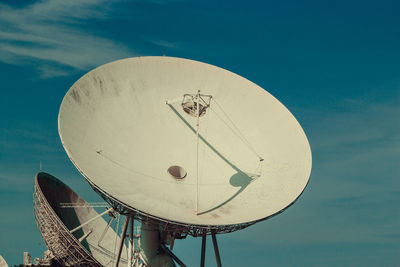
[
  {"xmin": 59, "ymin": 56, "xmax": 312, "ymax": 227},
  {"xmin": 34, "ymin": 172, "xmax": 128, "ymax": 266},
  {"xmin": 0, "ymin": 255, "xmax": 8, "ymax": 267}
]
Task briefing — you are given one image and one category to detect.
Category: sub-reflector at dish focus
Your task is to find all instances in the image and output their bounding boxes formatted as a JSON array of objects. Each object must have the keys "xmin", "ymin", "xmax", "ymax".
[{"xmin": 58, "ymin": 56, "xmax": 312, "ymax": 236}]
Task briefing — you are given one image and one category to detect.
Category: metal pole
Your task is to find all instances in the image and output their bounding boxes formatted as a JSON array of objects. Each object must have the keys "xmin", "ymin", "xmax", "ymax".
[
  {"xmin": 211, "ymin": 232, "xmax": 222, "ymax": 267},
  {"xmin": 200, "ymin": 234, "xmax": 206, "ymax": 267},
  {"xmin": 98, "ymin": 217, "xmax": 114, "ymax": 246},
  {"xmin": 160, "ymin": 243, "xmax": 186, "ymax": 267},
  {"xmin": 115, "ymin": 216, "xmax": 129, "ymax": 267},
  {"xmin": 128, "ymin": 216, "xmax": 134, "ymax": 267},
  {"xmin": 78, "ymin": 229, "xmax": 93, "ymax": 242},
  {"xmin": 195, "ymin": 90, "xmax": 200, "ymax": 214},
  {"xmin": 70, "ymin": 208, "xmax": 112, "ymax": 233},
  {"xmin": 112, "ymin": 213, "xmax": 121, "ymax": 266}
]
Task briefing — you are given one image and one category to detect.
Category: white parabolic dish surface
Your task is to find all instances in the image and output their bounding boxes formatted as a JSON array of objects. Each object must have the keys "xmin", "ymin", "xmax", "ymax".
[{"xmin": 59, "ymin": 56, "xmax": 312, "ymax": 227}]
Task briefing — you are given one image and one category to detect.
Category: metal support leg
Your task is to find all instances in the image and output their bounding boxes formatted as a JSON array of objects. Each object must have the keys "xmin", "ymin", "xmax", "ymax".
[
  {"xmin": 160, "ymin": 244, "xmax": 186, "ymax": 267},
  {"xmin": 211, "ymin": 232, "xmax": 222, "ymax": 267},
  {"xmin": 128, "ymin": 216, "xmax": 134, "ymax": 267},
  {"xmin": 200, "ymin": 234, "xmax": 206, "ymax": 267},
  {"xmin": 115, "ymin": 216, "xmax": 129, "ymax": 267}
]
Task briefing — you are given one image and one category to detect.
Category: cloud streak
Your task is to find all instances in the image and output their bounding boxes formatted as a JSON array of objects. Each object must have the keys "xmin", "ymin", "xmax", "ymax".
[{"xmin": 0, "ymin": 0, "xmax": 134, "ymax": 77}]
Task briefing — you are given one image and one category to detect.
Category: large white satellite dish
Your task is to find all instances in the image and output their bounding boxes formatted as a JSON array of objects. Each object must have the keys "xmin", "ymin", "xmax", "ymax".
[{"xmin": 59, "ymin": 56, "xmax": 311, "ymax": 237}]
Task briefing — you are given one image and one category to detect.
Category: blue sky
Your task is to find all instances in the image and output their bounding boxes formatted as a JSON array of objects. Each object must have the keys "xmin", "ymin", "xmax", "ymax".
[{"xmin": 0, "ymin": 0, "xmax": 399, "ymax": 266}]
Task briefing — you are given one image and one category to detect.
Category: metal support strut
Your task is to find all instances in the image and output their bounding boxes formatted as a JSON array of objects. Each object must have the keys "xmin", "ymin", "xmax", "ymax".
[
  {"xmin": 160, "ymin": 244, "xmax": 186, "ymax": 267},
  {"xmin": 128, "ymin": 215, "xmax": 134, "ymax": 267},
  {"xmin": 199, "ymin": 232, "xmax": 222, "ymax": 267},
  {"xmin": 211, "ymin": 232, "xmax": 222, "ymax": 267},
  {"xmin": 115, "ymin": 216, "xmax": 129, "ymax": 267},
  {"xmin": 70, "ymin": 208, "xmax": 113, "ymax": 234},
  {"xmin": 200, "ymin": 234, "xmax": 206, "ymax": 267},
  {"xmin": 195, "ymin": 90, "xmax": 200, "ymax": 214}
]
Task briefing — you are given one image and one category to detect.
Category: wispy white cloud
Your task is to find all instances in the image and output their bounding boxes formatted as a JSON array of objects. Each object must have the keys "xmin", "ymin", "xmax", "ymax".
[{"xmin": 0, "ymin": 0, "xmax": 134, "ymax": 77}]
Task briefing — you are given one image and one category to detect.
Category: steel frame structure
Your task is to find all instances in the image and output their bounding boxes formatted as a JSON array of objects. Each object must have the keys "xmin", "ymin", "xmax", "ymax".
[
  {"xmin": 33, "ymin": 173, "xmax": 102, "ymax": 266},
  {"xmin": 89, "ymin": 181, "xmax": 258, "ymax": 238}
]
